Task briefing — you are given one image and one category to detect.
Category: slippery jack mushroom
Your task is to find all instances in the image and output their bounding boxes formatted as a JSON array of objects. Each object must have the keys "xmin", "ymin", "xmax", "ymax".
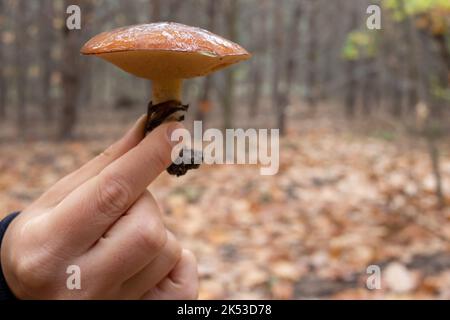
[{"xmin": 81, "ymin": 22, "xmax": 251, "ymax": 176}]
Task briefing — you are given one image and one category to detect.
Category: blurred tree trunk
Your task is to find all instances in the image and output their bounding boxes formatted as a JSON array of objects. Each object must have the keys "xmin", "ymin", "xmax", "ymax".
[
  {"xmin": 148, "ymin": 0, "xmax": 162, "ymax": 102},
  {"xmin": 345, "ymin": 9, "xmax": 358, "ymax": 118},
  {"xmin": 395, "ymin": 0, "xmax": 415, "ymax": 117},
  {"xmin": 345, "ymin": 63, "xmax": 358, "ymax": 118},
  {"xmin": 306, "ymin": 1, "xmax": 318, "ymax": 112},
  {"xmin": 248, "ymin": 0, "xmax": 268, "ymax": 118},
  {"xmin": 221, "ymin": 0, "xmax": 238, "ymax": 129},
  {"xmin": 0, "ymin": 0, "xmax": 6, "ymax": 120},
  {"xmin": 319, "ymin": 7, "xmax": 334, "ymax": 102},
  {"xmin": 427, "ymin": 136, "xmax": 445, "ymax": 207},
  {"xmin": 361, "ymin": 58, "xmax": 375, "ymax": 115},
  {"xmin": 151, "ymin": 0, "xmax": 161, "ymax": 21},
  {"xmin": 167, "ymin": 0, "xmax": 184, "ymax": 20},
  {"xmin": 359, "ymin": 0, "xmax": 380, "ymax": 115},
  {"xmin": 196, "ymin": 0, "xmax": 217, "ymax": 122},
  {"xmin": 403, "ymin": 23, "xmax": 419, "ymax": 116},
  {"xmin": 39, "ymin": 0, "xmax": 54, "ymax": 122},
  {"xmin": 79, "ymin": 2, "xmax": 95, "ymax": 110},
  {"xmin": 434, "ymin": 34, "xmax": 450, "ymax": 73},
  {"xmin": 380, "ymin": 21, "xmax": 403, "ymax": 117},
  {"xmin": 431, "ymin": 33, "xmax": 450, "ymax": 117},
  {"xmin": 276, "ymin": 0, "xmax": 302, "ymax": 135},
  {"xmin": 59, "ymin": 0, "xmax": 84, "ymax": 140},
  {"xmin": 79, "ymin": 59, "xmax": 93, "ymax": 109},
  {"xmin": 248, "ymin": 63, "xmax": 263, "ymax": 117},
  {"xmin": 15, "ymin": 0, "xmax": 28, "ymax": 137},
  {"xmin": 270, "ymin": 1, "xmax": 283, "ymax": 123},
  {"xmin": 59, "ymin": 34, "xmax": 80, "ymax": 139},
  {"xmin": 390, "ymin": 72, "xmax": 402, "ymax": 117},
  {"xmin": 373, "ymin": 53, "xmax": 383, "ymax": 112}
]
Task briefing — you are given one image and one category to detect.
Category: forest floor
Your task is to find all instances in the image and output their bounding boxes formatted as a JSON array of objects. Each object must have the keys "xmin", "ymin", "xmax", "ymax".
[{"xmin": 1, "ymin": 104, "xmax": 450, "ymax": 299}]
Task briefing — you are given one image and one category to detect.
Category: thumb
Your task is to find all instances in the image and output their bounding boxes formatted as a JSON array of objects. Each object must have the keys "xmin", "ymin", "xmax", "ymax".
[{"xmin": 142, "ymin": 250, "xmax": 199, "ymax": 300}]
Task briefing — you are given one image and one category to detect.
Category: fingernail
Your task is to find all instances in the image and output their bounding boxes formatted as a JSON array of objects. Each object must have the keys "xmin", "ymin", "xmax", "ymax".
[{"xmin": 166, "ymin": 122, "xmax": 185, "ymax": 146}]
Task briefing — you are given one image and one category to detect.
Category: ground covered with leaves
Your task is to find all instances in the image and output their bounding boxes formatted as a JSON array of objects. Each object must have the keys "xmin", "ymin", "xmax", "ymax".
[{"xmin": 1, "ymin": 115, "xmax": 450, "ymax": 299}]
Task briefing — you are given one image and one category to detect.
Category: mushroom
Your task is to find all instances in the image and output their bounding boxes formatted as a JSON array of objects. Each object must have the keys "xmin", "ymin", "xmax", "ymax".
[{"xmin": 81, "ymin": 22, "xmax": 251, "ymax": 176}]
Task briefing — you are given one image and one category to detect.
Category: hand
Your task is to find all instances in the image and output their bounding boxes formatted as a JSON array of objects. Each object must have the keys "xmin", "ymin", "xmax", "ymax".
[{"xmin": 0, "ymin": 116, "xmax": 198, "ymax": 299}]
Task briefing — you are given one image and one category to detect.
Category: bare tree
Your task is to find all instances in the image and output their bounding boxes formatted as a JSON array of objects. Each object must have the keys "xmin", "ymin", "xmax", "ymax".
[
  {"xmin": 166, "ymin": 0, "xmax": 185, "ymax": 20},
  {"xmin": 221, "ymin": 0, "xmax": 239, "ymax": 129},
  {"xmin": 306, "ymin": 1, "xmax": 318, "ymax": 112},
  {"xmin": 15, "ymin": 0, "xmax": 28, "ymax": 137},
  {"xmin": 39, "ymin": 0, "xmax": 55, "ymax": 122},
  {"xmin": 150, "ymin": 0, "xmax": 161, "ymax": 21},
  {"xmin": 59, "ymin": 0, "xmax": 93, "ymax": 139},
  {"xmin": 196, "ymin": 0, "xmax": 218, "ymax": 122},
  {"xmin": 344, "ymin": 7, "xmax": 358, "ymax": 118},
  {"xmin": 248, "ymin": 0, "xmax": 269, "ymax": 118},
  {"xmin": 270, "ymin": 0, "xmax": 283, "ymax": 117},
  {"xmin": 276, "ymin": 0, "xmax": 302, "ymax": 134},
  {"xmin": 360, "ymin": 57, "xmax": 377, "ymax": 115}
]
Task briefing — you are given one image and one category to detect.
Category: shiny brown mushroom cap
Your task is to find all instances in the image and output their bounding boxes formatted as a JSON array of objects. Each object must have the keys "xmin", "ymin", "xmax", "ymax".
[{"xmin": 81, "ymin": 22, "xmax": 250, "ymax": 80}]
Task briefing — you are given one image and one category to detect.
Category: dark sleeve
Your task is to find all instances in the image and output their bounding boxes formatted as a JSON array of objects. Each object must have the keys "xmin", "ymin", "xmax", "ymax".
[{"xmin": 0, "ymin": 212, "xmax": 20, "ymax": 300}]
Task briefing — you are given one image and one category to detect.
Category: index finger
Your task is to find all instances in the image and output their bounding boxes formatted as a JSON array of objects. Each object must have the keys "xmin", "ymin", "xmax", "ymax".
[
  {"xmin": 34, "ymin": 114, "xmax": 147, "ymax": 209},
  {"xmin": 50, "ymin": 121, "xmax": 183, "ymax": 252}
]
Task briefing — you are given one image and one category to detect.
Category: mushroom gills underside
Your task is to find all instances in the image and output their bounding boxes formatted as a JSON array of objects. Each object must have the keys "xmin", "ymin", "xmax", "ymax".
[{"xmin": 98, "ymin": 50, "xmax": 245, "ymax": 79}]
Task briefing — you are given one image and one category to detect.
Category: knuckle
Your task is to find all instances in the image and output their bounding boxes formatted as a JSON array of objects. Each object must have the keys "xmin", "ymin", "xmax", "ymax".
[
  {"xmin": 13, "ymin": 251, "xmax": 51, "ymax": 293},
  {"xmin": 96, "ymin": 172, "xmax": 132, "ymax": 217},
  {"xmin": 133, "ymin": 218, "xmax": 167, "ymax": 252},
  {"xmin": 99, "ymin": 143, "xmax": 116, "ymax": 159},
  {"xmin": 149, "ymin": 149, "xmax": 171, "ymax": 172}
]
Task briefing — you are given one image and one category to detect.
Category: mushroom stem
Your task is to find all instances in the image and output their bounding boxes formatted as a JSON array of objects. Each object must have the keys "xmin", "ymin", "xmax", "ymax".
[
  {"xmin": 144, "ymin": 79, "xmax": 202, "ymax": 177},
  {"xmin": 152, "ymin": 78, "xmax": 183, "ymax": 104}
]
